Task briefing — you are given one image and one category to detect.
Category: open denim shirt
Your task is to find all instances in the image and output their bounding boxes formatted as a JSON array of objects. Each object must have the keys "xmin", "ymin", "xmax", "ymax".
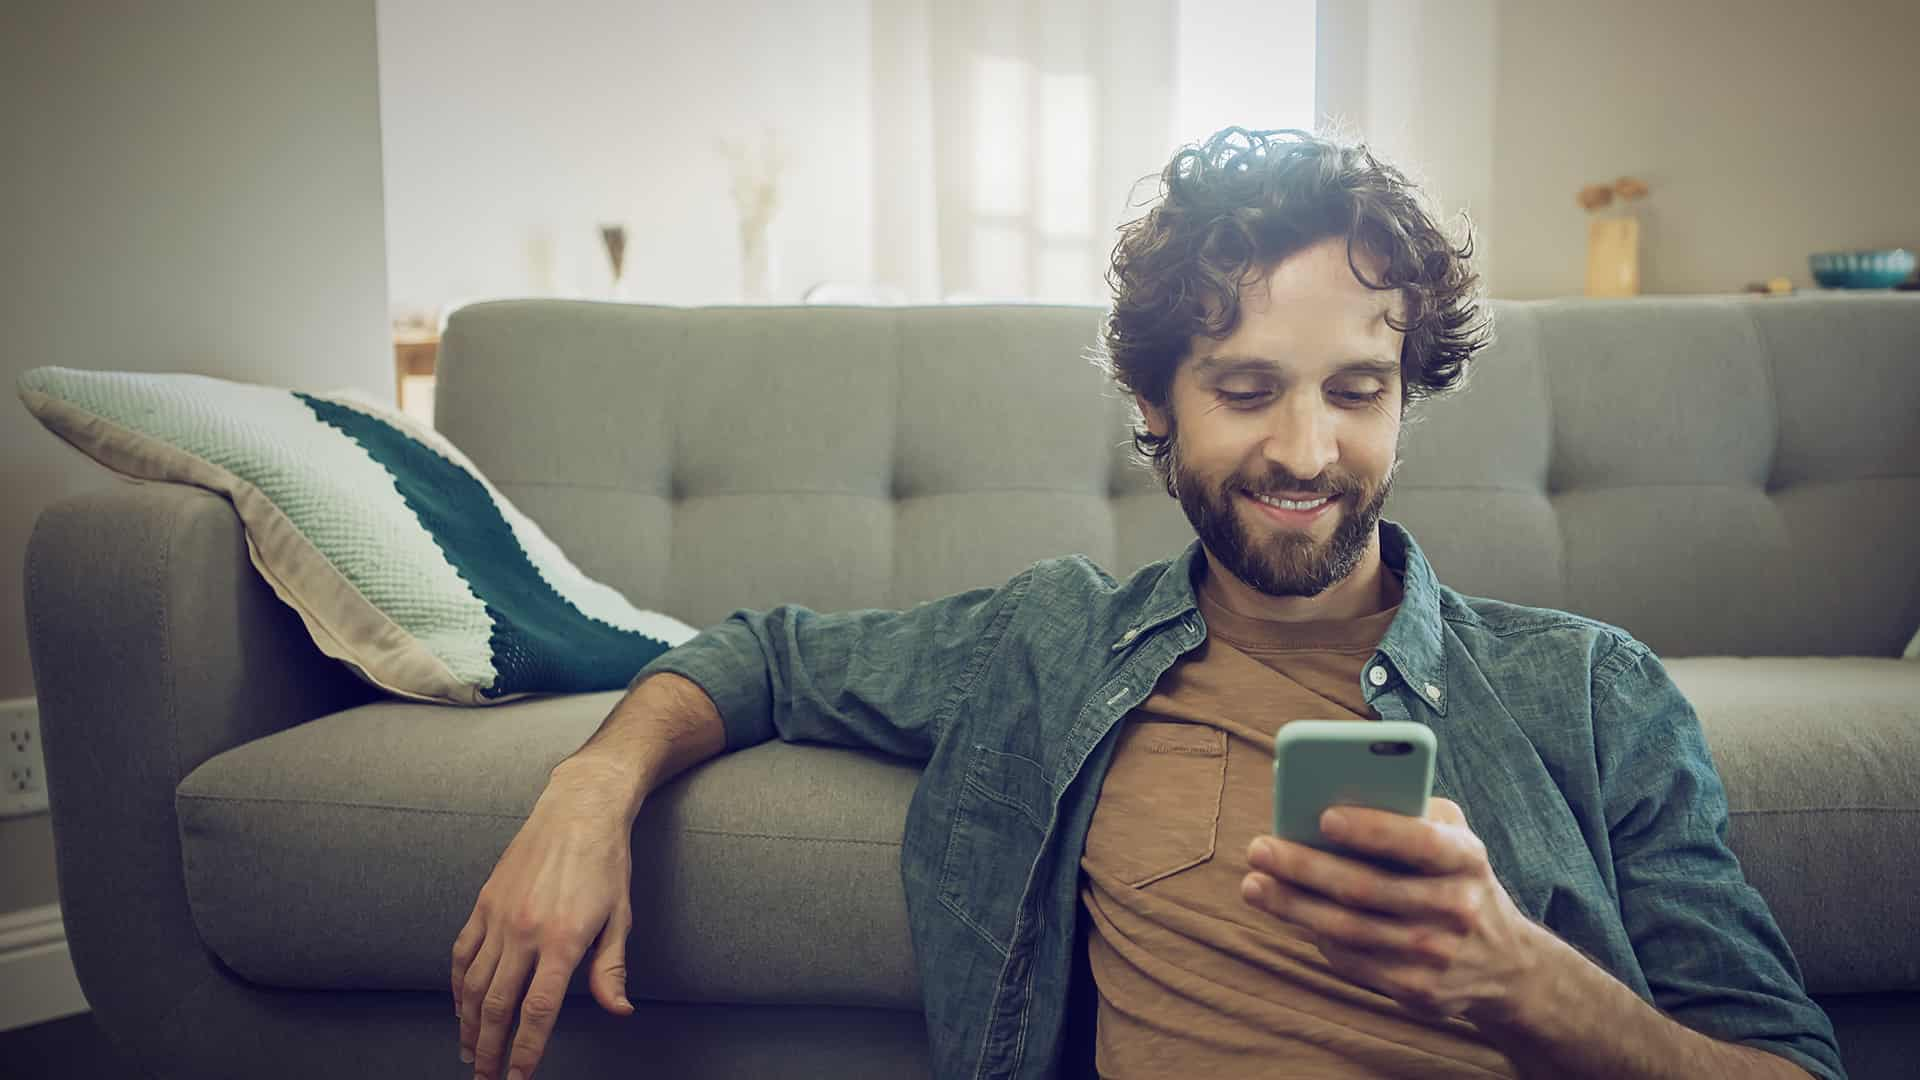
[{"xmin": 637, "ymin": 520, "xmax": 1844, "ymax": 1080}]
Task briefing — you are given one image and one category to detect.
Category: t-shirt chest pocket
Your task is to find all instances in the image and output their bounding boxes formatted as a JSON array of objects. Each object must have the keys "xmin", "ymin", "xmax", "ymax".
[{"xmin": 1083, "ymin": 719, "xmax": 1228, "ymax": 888}]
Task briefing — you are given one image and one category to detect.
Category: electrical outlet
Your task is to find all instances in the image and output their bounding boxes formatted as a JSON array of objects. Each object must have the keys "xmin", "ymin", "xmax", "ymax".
[{"xmin": 2, "ymin": 698, "xmax": 48, "ymax": 818}]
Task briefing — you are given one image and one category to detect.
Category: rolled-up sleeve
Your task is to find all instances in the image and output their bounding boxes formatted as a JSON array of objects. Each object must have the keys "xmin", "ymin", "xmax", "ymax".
[
  {"xmin": 1594, "ymin": 640, "xmax": 1847, "ymax": 1080},
  {"xmin": 629, "ymin": 564, "xmax": 1037, "ymax": 762}
]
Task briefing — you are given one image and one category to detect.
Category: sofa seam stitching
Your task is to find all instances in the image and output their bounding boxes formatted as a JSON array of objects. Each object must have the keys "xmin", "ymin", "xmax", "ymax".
[
  {"xmin": 175, "ymin": 792, "xmax": 529, "ymax": 820},
  {"xmin": 1744, "ymin": 302, "xmax": 1785, "ymax": 491},
  {"xmin": 173, "ymin": 794, "xmax": 917, "ymax": 844},
  {"xmin": 162, "ymin": 496, "xmax": 180, "ymax": 787},
  {"xmin": 679, "ymin": 826, "xmax": 901, "ymax": 847}
]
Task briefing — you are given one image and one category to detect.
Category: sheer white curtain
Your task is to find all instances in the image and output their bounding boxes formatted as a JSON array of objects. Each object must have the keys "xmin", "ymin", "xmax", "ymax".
[
  {"xmin": 868, "ymin": 0, "xmax": 1317, "ymax": 304},
  {"xmin": 869, "ymin": 0, "xmax": 1178, "ymax": 303}
]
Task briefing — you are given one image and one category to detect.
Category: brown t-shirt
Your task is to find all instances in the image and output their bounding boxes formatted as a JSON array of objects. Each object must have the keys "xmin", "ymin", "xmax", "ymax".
[{"xmin": 1078, "ymin": 566, "xmax": 1518, "ymax": 1079}]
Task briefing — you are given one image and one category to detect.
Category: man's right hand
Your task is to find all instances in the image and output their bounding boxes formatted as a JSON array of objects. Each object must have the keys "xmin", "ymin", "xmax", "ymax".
[{"xmin": 452, "ymin": 760, "xmax": 640, "ymax": 1080}]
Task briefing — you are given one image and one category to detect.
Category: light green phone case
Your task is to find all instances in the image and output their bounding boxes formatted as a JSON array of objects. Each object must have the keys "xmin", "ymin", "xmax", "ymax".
[{"xmin": 1272, "ymin": 720, "xmax": 1436, "ymax": 863}]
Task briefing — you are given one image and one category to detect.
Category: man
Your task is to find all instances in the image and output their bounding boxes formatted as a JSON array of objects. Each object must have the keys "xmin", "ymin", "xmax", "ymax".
[{"xmin": 450, "ymin": 128, "xmax": 1844, "ymax": 1080}]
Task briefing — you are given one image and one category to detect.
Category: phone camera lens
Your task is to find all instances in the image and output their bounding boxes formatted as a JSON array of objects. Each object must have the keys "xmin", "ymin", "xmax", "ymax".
[{"xmin": 1369, "ymin": 741, "xmax": 1413, "ymax": 756}]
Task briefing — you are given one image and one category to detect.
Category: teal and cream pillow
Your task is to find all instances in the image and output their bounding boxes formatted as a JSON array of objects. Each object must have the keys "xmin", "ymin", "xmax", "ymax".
[{"xmin": 18, "ymin": 367, "xmax": 696, "ymax": 705}]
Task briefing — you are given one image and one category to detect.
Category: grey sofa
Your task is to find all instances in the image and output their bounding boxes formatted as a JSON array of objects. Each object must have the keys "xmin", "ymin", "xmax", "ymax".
[{"xmin": 25, "ymin": 294, "xmax": 1920, "ymax": 1079}]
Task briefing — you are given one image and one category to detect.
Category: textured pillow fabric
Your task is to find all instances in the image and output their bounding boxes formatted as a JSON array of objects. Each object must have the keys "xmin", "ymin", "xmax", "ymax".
[{"xmin": 18, "ymin": 366, "xmax": 696, "ymax": 705}]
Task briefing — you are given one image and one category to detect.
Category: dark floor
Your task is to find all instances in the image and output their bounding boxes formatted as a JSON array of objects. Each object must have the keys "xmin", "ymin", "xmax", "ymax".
[{"xmin": 1, "ymin": 1011, "xmax": 149, "ymax": 1080}]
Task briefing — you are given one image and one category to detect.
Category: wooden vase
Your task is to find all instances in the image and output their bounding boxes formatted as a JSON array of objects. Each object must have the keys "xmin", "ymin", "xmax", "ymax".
[{"xmin": 1586, "ymin": 216, "xmax": 1641, "ymax": 297}]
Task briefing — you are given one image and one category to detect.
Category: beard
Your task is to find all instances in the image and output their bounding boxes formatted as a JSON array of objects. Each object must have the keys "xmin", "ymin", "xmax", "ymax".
[{"xmin": 1171, "ymin": 437, "xmax": 1395, "ymax": 599}]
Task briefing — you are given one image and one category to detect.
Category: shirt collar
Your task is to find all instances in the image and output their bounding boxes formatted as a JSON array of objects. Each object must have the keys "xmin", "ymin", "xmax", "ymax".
[
  {"xmin": 1116, "ymin": 519, "xmax": 1450, "ymax": 714},
  {"xmin": 1375, "ymin": 520, "xmax": 1449, "ymax": 714}
]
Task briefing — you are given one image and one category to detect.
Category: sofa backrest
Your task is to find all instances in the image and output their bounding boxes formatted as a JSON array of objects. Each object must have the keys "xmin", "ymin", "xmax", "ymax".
[{"xmin": 436, "ymin": 295, "xmax": 1920, "ymax": 658}]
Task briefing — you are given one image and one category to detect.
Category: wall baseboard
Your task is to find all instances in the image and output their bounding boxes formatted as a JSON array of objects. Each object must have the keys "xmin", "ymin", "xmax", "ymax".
[{"xmin": 0, "ymin": 903, "xmax": 87, "ymax": 1032}]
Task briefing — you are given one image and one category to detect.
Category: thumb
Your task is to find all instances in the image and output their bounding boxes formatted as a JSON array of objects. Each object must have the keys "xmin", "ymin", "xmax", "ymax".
[
  {"xmin": 1426, "ymin": 796, "xmax": 1467, "ymax": 827},
  {"xmin": 591, "ymin": 908, "xmax": 635, "ymax": 1015}
]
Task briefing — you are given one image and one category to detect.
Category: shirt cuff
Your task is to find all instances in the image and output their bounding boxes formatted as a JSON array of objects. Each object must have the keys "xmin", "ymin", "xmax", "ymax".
[{"xmin": 630, "ymin": 621, "xmax": 775, "ymax": 752}]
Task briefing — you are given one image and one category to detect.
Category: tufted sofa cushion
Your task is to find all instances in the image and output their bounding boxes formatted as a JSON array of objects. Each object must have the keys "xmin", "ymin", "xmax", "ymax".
[{"xmin": 433, "ymin": 295, "xmax": 1919, "ymax": 658}]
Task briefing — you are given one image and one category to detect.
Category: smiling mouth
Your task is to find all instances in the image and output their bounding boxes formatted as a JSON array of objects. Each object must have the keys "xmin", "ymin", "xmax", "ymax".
[{"xmin": 1249, "ymin": 492, "xmax": 1333, "ymax": 511}]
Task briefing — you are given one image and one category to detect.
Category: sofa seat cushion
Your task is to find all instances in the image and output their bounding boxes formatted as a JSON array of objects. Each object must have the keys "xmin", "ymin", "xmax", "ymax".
[
  {"xmin": 1665, "ymin": 657, "xmax": 1920, "ymax": 993},
  {"xmin": 177, "ymin": 658, "xmax": 1920, "ymax": 1009},
  {"xmin": 177, "ymin": 691, "xmax": 924, "ymax": 1009}
]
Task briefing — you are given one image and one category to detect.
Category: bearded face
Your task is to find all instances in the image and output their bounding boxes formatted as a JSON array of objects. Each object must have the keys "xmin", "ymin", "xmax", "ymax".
[
  {"xmin": 1136, "ymin": 238, "xmax": 1410, "ymax": 605},
  {"xmin": 1169, "ymin": 429, "xmax": 1396, "ymax": 598}
]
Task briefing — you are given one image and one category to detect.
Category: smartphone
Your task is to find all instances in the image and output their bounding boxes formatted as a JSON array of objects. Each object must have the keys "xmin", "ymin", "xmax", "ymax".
[{"xmin": 1272, "ymin": 720, "xmax": 1436, "ymax": 871}]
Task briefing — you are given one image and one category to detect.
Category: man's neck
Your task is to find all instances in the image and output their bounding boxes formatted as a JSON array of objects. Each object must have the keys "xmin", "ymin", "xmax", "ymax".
[{"xmin": 1199, "ymin": 529, "xmax": 1398, "ymax": 623}]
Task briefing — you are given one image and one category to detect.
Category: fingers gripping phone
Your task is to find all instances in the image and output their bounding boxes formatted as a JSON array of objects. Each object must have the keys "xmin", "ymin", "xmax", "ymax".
[{"xmin": 1273, "ymin": 720, "xmax": 1436, "ymax": 872}]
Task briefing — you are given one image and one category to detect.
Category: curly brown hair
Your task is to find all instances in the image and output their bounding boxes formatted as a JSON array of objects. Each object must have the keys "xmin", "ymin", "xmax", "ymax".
[{"xmin": 1100, "ymin": 127, "xmax": 1492, "ymax": 491}]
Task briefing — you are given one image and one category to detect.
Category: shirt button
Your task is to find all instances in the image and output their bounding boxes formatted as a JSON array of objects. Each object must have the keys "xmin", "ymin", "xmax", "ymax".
[
  {"xmin": 1368, "ymin": 665, "xmax": 1388, "ymax": 687},
  {"xmin": 1424, "ymin": 683, "xmax": 1442, "ymax": 702},
  {"xmin": 1118, "ymin": 627, "xmax": 1139, "ymax": 645}
]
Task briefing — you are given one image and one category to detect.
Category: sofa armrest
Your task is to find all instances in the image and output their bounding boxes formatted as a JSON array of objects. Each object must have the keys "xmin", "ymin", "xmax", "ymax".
[{"xmin": 23, "ymin": 483, "xmax": 376, "ymax": 1065}]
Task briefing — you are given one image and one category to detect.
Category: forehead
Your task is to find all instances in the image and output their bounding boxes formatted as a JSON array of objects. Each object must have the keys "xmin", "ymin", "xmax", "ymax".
[{"xmin": 1186, "ymin": 237, "xmax": 1406, "ymax": 370}]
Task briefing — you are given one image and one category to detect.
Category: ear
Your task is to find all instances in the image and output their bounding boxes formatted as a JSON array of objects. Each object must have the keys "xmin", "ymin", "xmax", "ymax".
[{"xmin": 1135, "ymin": 393, "xmax": 1171, "ymax": 439}]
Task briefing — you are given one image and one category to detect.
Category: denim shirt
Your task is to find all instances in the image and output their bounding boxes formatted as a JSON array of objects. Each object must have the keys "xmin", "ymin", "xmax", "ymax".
[{"xmin": 637, "ymin": 520, "xmax": 1844, "ymax": 1080}]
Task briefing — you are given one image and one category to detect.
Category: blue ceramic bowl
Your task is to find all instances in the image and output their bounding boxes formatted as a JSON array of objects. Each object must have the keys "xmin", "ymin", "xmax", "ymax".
[{"xmin": 1809, "ymin": 248, "xmax": 1915, "ymax": 289}]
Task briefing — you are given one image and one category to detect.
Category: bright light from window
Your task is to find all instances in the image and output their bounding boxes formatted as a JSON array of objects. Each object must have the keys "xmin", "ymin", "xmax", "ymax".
[
  {"xmin": 971, "ymin": 55, "xmax": 1031, "ymax": 218},
  {"xmin": 1173, "ymin": 0, "xmax": 1317, "ymax": 149},
  {"xmin": 1038, "ymin": 71, "xmax": 1094, "ymax": 240}
]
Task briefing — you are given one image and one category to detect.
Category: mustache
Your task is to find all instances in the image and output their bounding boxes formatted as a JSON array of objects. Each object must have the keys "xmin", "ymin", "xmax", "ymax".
[{"xmin": 1238, "ymin": 471, "xmax": 1359, "ymax": 498}]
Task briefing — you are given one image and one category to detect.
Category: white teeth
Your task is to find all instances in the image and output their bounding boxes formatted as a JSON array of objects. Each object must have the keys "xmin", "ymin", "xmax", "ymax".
[{"xmin": 1254, "ymin": 493, "xmax": 1329, "ymax": 511}]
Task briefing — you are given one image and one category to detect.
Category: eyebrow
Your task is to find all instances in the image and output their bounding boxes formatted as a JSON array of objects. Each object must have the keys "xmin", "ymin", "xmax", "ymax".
[{"xmin": 1192, "ymin": 353, "xmax": 1401, "ymax": 380}]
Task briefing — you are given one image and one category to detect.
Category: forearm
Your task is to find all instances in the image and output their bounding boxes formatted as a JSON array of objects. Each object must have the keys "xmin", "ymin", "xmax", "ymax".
[
  {"xmin": 553, "ymin": 672, "xmax": 727, "ymax": 820},
  {"xmin": 1469, "ymin": 926, "xmax": 1811, "ymax": 1080}
]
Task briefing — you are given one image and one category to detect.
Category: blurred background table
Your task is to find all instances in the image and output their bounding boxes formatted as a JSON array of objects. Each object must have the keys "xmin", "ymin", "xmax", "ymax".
[{"xmin": 393, "ymin": 331, "xmax": 439, "ymax": 422}]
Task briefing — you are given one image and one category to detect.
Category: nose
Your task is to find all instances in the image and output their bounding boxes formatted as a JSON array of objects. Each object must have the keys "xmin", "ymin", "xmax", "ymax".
[{"xmin": 1260, "ymin": 390, "xmax": 1339, "ymax": 484}]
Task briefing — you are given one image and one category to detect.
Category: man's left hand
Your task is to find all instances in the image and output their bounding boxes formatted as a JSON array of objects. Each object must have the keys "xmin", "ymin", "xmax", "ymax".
[{"xmin": 1242, "ymin": 797, "xmax": 1546, "ymax": 1023}]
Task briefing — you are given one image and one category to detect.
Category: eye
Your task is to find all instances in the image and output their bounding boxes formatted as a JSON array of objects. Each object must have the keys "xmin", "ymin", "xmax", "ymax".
[
  {"xmin": 1219, "ymin": 390, "xmax": 1271, "ymax": 407},
  {"xmin": 1332, "ymin": 389, "xmax": 1387, "ymax": 406},
  {"xmin": 1330, "ymin": 382, "xmax": 1389, "ymax": 407}
]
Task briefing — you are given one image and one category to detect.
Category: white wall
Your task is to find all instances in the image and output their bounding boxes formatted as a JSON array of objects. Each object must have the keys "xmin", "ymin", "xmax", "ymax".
[
  {"xmin": 377, "ymin": 0, "xmax": 875, "ymax": 314},
  {"xmin": 1, "ymin": 0, "xmax": 389, "ymax": 915},
  {"xmin": 1321, "ymin": 0, "xmax": 1920, "ymax": 299},
  {"xmin": 1490, "ymin": 0, "xmax": 1919, "ymax": 297},
  {"xmin": 1173, "ymin": 0, "xmax": 1316, "ymax": 144}
]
